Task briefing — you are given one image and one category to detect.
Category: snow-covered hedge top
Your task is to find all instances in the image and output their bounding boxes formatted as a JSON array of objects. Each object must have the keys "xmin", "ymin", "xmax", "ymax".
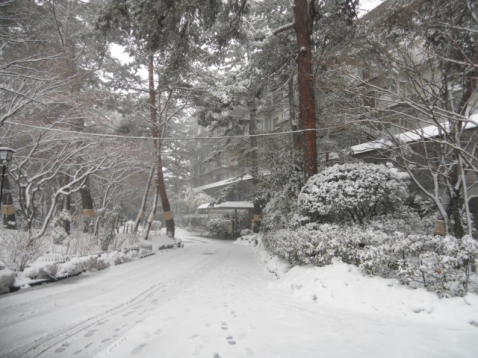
[{"xmin": 297, "ymin": 163, "xmax": 409, "ymax": 225}]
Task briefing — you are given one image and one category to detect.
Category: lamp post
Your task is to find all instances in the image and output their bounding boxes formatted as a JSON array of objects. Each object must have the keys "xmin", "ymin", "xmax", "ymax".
[{"xmin": 0, "ymin": 147, "xmax": 15, "ymax": 212}]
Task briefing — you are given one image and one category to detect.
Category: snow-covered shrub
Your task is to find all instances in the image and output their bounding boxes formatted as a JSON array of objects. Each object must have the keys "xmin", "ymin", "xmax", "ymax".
[
  {"xmin": 56, "ymin": 255, "xmax": 98, "ymax": 277},
  {"xmin": 96, "ymin": 256, "xmax": 110, "ymax": 270},
  {"xmin": 296, "ymin": 163, "xmax": 409, "ymax": 226},
  {"xmin": 61, "ymin": 232, "xmax": 99, "ymax": 257},
  {"xmin": 206, "ymin": 215, "xmax": 226, "ymax": 236},
  {"xmin": 105, "ymin": 251, "xmax": 131, "ymax": 266},
  {"xmin": 50, "ymin": 211, "xmax": 71, "ymax": 244},
  {"xmin": 261, "ymin": 181, "xmax": 301, "ymax": 231},
  {"xmin": 256, "ymin": 155, "xmax": 304, "ymax": 232},
  {"xmin": 240, "ymin": 229, "xmax": 253, "ymax": 236},
  {"xmin": 263, "ymin": 223, "xmax": 478, "ymax": 296},
  {"xmin": 0, "ymin": 230, "xmax": 45, "ymax": 271},
  {"xmin": 0, "ymin": 267, "xmax": 15, "ymax": 294},
  {"xmin": 99, "ymin": 231, "xmax": 115, "ymax": 251},
  {"xmin": 22, "ymin": 261, "xmax": 58, "ymax": 280}
]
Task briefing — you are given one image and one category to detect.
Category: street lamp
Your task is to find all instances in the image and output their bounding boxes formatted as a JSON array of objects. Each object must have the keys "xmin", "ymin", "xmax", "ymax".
[{"xmin": 0, "ymin": 147, "xmax": 15, "ymax": 209}]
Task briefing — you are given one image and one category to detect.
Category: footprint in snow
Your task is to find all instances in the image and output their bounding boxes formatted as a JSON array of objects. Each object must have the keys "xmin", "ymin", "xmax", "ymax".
[
  {"xmin": 101, "ymin": 338, "xmax": 111, "ymax": 343},
  {"xmin": 131, "ymin": 343, "xmax": 147, "ymax": 355},
  {"xmin": 213, "ymin": 353, "xmax": 222, "ymax": 358},
  {"xmin": 84, "ymin": 330, "xmax": 97, "ymax": 337},
  {"xmin": 221, "ymin": 322, "xmax": 228, "ymax": 330},
  {"xmin": 84, "ymin": 343, "xmax": 93, "ymax": 349},
  {"xmin": 54, "ymin": 348, "xmax": 66, "ymax": 353},
  {"xmin": 154, "ymin": 329, "xmax": 162, "ymax": 335},
  {"xmin": 73, "ymin": 350, "xmax": 82, "ymax": 355},
  {"xmin": 226, "ymin": 336, "xmax": 236, "ymax": 345}
]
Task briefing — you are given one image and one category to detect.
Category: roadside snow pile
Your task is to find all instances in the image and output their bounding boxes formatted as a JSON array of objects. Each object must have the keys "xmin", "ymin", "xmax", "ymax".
[
  {"xmin": 271, "ymin": 258, "xmax": 478, "ymax": 325},
  {"xmin": 21, "ymin": 251, "xmax": 132, "ymax": 281},
  {"xmin": 238, "ymin": 233, "xmax": 290, "ymax": 278},
  {"xmin": 234, "ymin": 233, "xmax": 258, "ymax": 246},
  {"xmin": 0, "ymin": 268, "xmax": 15, "ymax": 294}
]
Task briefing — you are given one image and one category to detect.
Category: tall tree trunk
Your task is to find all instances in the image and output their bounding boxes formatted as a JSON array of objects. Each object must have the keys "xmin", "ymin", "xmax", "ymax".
[
  {"xmin": 155, "ymin": 154, "xmax": 175, "ymax": 238},
  {"xmin": 80, "ymin": 176, "xmax": 94, "ymax": 233},
  {"xmin": 134, "ymin": 164, "xmax": 155, "ymax": 233},
  {"xmin": 148, "ymin": 55, "xmax": 175, "ymax": 238},
  {"xmin": 1, "ymin": 173, "xmax": 16, "ymax": 229},
  {"xmin": 63, "ymin": 173, "xmax": 71, "ymax": 235},
  {"xmin": 58, "ymin": 13, "xmax": 96, "ymax": 231},
  {"xmin": 288, "ymin": 76, "xmax": 301, "ymax": 151},
  {"xmin": 294, "ymin": 0, "xmax": 317, "ymax": 181},
  {"xmin": 249, "ymin": 99, "xmax": 261, "ymax": 230},
  {"xmin": 143, "ymin": 184, "xmax": 159, "ymax": 240}
]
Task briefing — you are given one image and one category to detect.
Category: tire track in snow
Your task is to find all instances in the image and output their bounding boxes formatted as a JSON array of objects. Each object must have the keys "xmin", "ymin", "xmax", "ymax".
[{"xmin": 1, "ymin": 243, "xmax": 227, "ymax": 358}]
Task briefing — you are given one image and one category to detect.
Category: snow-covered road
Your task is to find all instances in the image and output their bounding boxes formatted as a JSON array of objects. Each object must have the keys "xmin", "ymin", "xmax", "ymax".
[{"xmin": 1, "ymin": 230, "xmax": 477, "ymax": 358}]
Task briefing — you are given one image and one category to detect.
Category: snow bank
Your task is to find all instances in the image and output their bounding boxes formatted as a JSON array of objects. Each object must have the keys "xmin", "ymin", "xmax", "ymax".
[
  {"xmin": 0, "ymin": 269, "xmax": 15, "ymax": 294},
  {"xmin": 21, "ymin": 252, "xmax": 132, "ymax": 282},
  {"xmin": 234, "ymin": 234, "xmax": 258, "ymax": 246},
  {"xmin": 22, "ymin": 261, "xmax": 57, "ymax": 280},
  {"xmin": 238, "ymin": 233, "xmax": 291, "ymax": 278},
  {"xmin": 271, "ymin": 258, "xmax": 478, "ymax": 325}
]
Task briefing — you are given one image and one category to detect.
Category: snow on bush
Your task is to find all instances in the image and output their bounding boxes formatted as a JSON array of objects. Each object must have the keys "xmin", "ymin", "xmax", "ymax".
[
  {"xmin": 56, "ymin": 255, "xmax": 99, "ymax": 277},
  {"xmin": 106, "ymin": 251, "xmax": 131, "ymax": 266},
  {"xmin": 206, "ymin": 215, "xmax": 226, "ymax": 236},
  {"xmin": 21, "ymin": 251, "xmax": 132, "ymax": 281},
  {"xmin": 263, "ymin": 224, "xmax": 478, "ymax": 296},
  {"xmin": 0, "ymin": 268, "xmax": 15, "ymax": 294},
  {"xmin": 22, "ymin": 261, "xmax": 58, "ymax": 280},
  {"xmin": 0, "ymin": 230, "xmax": 45, "ymax": 271},
  {"xmin": 295, "ymin": 163, "xmax": 408, "ymax": 226},
  {"xmin": 234, "ymin": 233, "xmax": 258, "ymax": 246}
]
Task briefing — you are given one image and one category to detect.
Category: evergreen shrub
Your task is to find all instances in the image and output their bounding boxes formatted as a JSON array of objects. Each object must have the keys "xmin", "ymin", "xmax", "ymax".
[
  {"xmin": 263, "ymin": 223, "xmax": 478, "ymax": 296},
  {"xmin": 295, "ymin": 163, "xmax": 408, "ymax": 225}
]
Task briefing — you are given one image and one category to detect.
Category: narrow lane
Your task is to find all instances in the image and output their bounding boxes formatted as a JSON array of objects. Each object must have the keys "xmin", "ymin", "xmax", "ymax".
[{"xmin": 1, "ymin": 230, "xmax": 476, "ymax": 358}]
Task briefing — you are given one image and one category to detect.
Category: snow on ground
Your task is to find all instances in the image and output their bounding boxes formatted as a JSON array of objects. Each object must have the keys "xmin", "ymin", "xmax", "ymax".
[{"xmin": 0, "ymin": 229, "xmax": 477, "ymax": 357}]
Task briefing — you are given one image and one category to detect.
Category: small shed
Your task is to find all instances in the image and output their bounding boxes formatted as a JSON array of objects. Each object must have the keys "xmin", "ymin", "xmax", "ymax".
[{"xmin": 197, "ymin": 201, "xmax": 254, "ymax": 235}]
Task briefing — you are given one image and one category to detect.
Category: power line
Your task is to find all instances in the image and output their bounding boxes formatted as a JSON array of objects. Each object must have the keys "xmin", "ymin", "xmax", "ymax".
[{"xmin": 4, "ymin": 120, "xmax": 321, "ymax": 142}]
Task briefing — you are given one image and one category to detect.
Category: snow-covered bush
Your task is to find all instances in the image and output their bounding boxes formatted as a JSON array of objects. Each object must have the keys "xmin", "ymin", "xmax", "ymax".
[
  {"xmin": 240, "ymin": 229, "xmax": 253, "ymax": 236},
  {"xmin": 106, "ymin": 251, "xmax": 131, "ymax": 266},
  {"xmin": 56, "ymin": 255, "xmax": 98, "ymax": 277},
  {"xmin": 61, "ymin": 232, "xmax": 99, "ymax": 257},
  {"xmin": 295, "ymin": 163, "xmax": 409, "ymax": 226},
  {"xmin": 0, "ymin": 266, "xmax": 15, "ymax": 294},
  {"xmin": 206, "ymin": 215, "xmax": 226, "ymax": 236},
  {"xmin": 21, "ymin": 250, "xmax": 132, "ymax": 281},
  {"xmin": 0, "ymin": 230, "xmax": 45, "ymax": 271},
  {"xmin": 256, "ymin": 155, "xmax": 304, "ymax": 232},
  {"xmin": 261, "ymin": 180, "xmax": 302, "ymax": 231},
  {"xmin": 50, "ymin": 210, "xmax": 71, "ymax": 244},
  {"xmin": 22, "ymin": 261, "xmax": 58, "ymax": 280},
  {"xmin": 263, "ymin": 223, "xmax": 478, "ymax": 296}
]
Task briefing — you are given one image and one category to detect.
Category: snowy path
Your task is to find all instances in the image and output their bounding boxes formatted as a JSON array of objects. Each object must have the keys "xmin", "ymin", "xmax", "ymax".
[{"xmin": 0, "ymin": 230, "xmax": 477, "ymax": 358}]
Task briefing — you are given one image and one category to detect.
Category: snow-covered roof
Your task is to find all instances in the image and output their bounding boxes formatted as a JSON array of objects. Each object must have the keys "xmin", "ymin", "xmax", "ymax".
[
  {"xmin": 197, "ymin": 201, "xmax": 254, "ymax": 210},
  {"xmin": 351, "ymin": 115, "xmax": 478, "ymax": 155},
  {"xmin": 194, "ymin": 174, "xmax": 253, "ymax": 191}
]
